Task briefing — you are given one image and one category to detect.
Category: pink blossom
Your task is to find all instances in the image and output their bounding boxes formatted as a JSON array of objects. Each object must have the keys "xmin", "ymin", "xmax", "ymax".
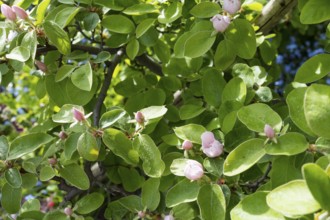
[
  {"xmin": 210, "ymin": 14, "xmax": 231, "ymax": 33},
  {"xmin": 223, "ymin": 0, "xmax": 241, "ymax": 14},
  {"xmin": 201, "ymin": 131, "xmax": 215, "ymax": 148},
  {"xmin": 202, "ymin": 140, "xmax": 223, "ymax": 158},
  {"xmin": 264, "ymin": 124, "xmax": 275, "ymax": 139},
  {"xmin": 1, "ymin": 4, "xmax": 16, "ymax": 21},
  {"xmin": 72, "ymin": 108, "xmax": 85, "ymax": 122},
  {"xmin": 164, "ymin": 214, "xmax": 175, "ymax": 220},
  {"xmin": 201, "ymin": 131, "xmax": 224, "ymax": 157},
  {"xmin": 135, "ymin": 111, "xmax": 145, "ymax": 124},
  {"xmin": 12, "ymin": 5, "xmax": 28, "ymax": 20},
  {"xmin": 184, "ymin": 160, "xmax": 204, "ymax": 181},
  {"xmin": 182, "ymin": 140, "xmax": 193, "ymax": 150}
]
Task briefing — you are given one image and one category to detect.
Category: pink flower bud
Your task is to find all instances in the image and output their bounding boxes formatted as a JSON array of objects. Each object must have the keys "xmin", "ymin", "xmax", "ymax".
[
  {"xmin": 138, "ymin": 211, "xmax": 146, "ymax": 218},
  {"xmin": 35, "ymin": 60, "xmax": 47, "ymax": 72},
  {"xmin": 64, "ymin": 207, "xmax": 73, "ymax": 216},
  {"xmin": 202, "ymin": 140, "xmax": 223, "ymax": 158},
  {"xmin": 184, "ymin": 160, "xmax": 204, "ymax": 181},
  {"xmin": 182, "ymin": 140, "xmax": 193, "ymax": 150},
  {"xmin": 223, "ymin": 0, "xmax": 241, "ymax": 14},
  {"xmin": 72, "ymin": 108, "xmax": 85, "ymax": 122},
  {"xmin": 135, "ymin": 111, "xmax": 145, "ymax": 124},
  {"xmin": 164, "ymin": 214, "xmax": 175, "ymax": 220},
  {"xmin": 264, "ymin": 124, "xmax": 275, "ymax": 139},
  {"xmin": 1, "ymin": 4, "xmax": 16, "ymax": 21},
  {"xmin": 210, "ymin": 14, "xmax": 231, "ymax": 33},
  {"xmin": 48, "ymin": 158, "xmax": 57, "ymax": 166},
  {"xmin": 59, "ymin": 131, "xmax": 68, "ymax": 140},
  {"xmin": 12, "ymin": 6, "xmax": 28, "ymax": 20},
  {"xmin": 201, "ymin": 131, "xmax": 215, "ymax": 148}
]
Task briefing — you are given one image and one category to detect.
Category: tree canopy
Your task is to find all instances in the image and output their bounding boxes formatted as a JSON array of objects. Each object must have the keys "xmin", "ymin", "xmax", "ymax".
[{"xmin": 1, "ymin": 0, "xmax": 330, "ymax": 219}]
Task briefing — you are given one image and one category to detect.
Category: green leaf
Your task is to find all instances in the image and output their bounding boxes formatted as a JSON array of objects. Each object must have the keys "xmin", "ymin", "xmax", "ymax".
[
  {"xmin": 294, "ymin": 54, "xmax": 330, "ymax": 83},
  {"xmin": 5, "ymin": 168, "xmax": 22, "ymax": 188},
  {"xmin": 190, "ymin": 2, "xmax": 221, "ymax": 18},
  {"xmin": 102, "ymin": 128, "xmax": 139, "ymax": 165},
  {"xmin": 83, "ymin": 12, "xmax": 100, "ymax": 31},
  {"xmin": 75, "ymin": 192, "xmax": 104, "ymax": 214},
  {"xmin": 304, "ymin": 84, "xmax": 330, "ymax": 138},
  {"xmin": 100, "ymin": 108, "xmax": 128, "ymax": 129},
  {"xmin": 59, "ymin": 163, "xmax": 90, "ymax": 190},
  {"xmin": 266, "ymin": 180, "xmax": 321, "ymax": 218},
  {"xmin": 183, "ymin": 31, "xmax": 216, "ymax": 58},
  {"xmin": 222, "ymin": 77, "xmax": 246, "ymax": 104},
  {"xmin": 134, "ymin": 134, "xmax": 165, "ymax": 178},
  {"xmin": 21, "ymin": 31, "xmax": 37, "ymax": 63},
  {"xmin": 43, "ymin": 21, "xmax": 71, "ymax": 55},
  {"xmin": 158, "ymin": 2, "xmax": 182, "ymax": 24},
  {"xmin": 1, "ymin": 183, "xmax": 22, "ymax": 214},
  {"xmin": 52, "ymin": 104, "xmax": 83, "ymax": 123},
  {"xmin": 36, "ymin": 0, "xmax": 51, "ymax": 25},
  {"xmin": 6, "ymin": 46, "xmax": 30, "ymax": 62},
  {"xmin": 231, "ymin": 191, "xmax": 285, "ymax": 220},
  {"xmin": 0, "ymin": 28, "xmax": 6, "ymax": 52},
  {"xmin": 214, "ymin": 40, "xmax": 236, "ymax": 70},
  {"xmin": 118, "ymin": 167, "xmax": 144, "ymax": 192},
  {"xmin": 237, "ymin": 103, "xmax": 282, "ymax": 133},
  {"xmin": 203, "ymin": 157, "xmax": 224, "ymax": 178},
  {"xmin": 123, "ymin": 3, "xmax": 158, "ymax": 15},
  {"xmin": 55, "ymin": 65, "xmax": 76, "ymax": 82},
  {"xmin": 21, "ymin": 198, "xmax": 41, "ymax": 213},
  {"xmin": 39, "ymin": 166, "xmax": 56, "ymax": 181},
  {"xmin": 44, "ymin": 210, "xmax": 67, "ymax": 220},
  {"xmin": 173, "ymin": 124, "xmax": 206, "ymax": 144},
  {"xmin": 93, "ymin": 51, "xmax": 111, "ymax": 63},
  {"xmin": 179, "ymin": 104, "xmax": 205, "ymax": 120},
  {"xmin": 225, "ymin": 19, "xmax": 256, "ymax": 59},
  {"xmin": 118, "ymin": 195, "xmax": 143, "ymax": 212},
  {"xmin": 102, "ymin": 15, "xmax": 135, "ymax": 34},
  {"xmin": 166, "ymin": 179, "xmax": 200, "ymax": 207},
  {"xmin": 141, "ymin": 178, "xmax": 160, "ymax": 211},
  {"xmin": 126, "ymin": 38, "xmax": 139, "ymax": 60},
  {"xmin": 8, "ymin": 133, "xmax": 53, "ymax": 160},
  {"xmin": 302, "ymin": 163, "xmax": 330, "ymax": 211},
  {"xmin": 0, "ymin": 136, "xmax": 9, "ymax": 160},
  {"xmin": 139, "ymin": 105, "xmax": 168, "ymax": 120},
  {"xmin": 54, "ymin": 7, "xmax": 80, "ymax": 28},
  {"xmin": 197, "ymin": 184, "xmax": 226, "ymax": 220},
  {"xmin": 300, "ymin": 0, "xmax": 330, "ymax": 24},
  {"xmin": 77, "ymin": 132, "xmax": 99, "ymax": 161},
  {"xmin": 202, "ymin": 68, "xmax": 226, "ymax": 107},
  {"xmin": 265, "ymin": 132, "xmax": 309, "ymax": 155},
  {"xmin": 71, "ymin": 62, "xmax": 93, "ymax": 91},
  {"xmin": 136, "ymin": 18, "xmax": 155, "ymax": 38},
  {"xmin": 287, "ymin": 87, "xmax": 315, "ymax": 136},
  {"xmin": 224, "ymin": 138, "xmax": 266, "ymax": 176}
]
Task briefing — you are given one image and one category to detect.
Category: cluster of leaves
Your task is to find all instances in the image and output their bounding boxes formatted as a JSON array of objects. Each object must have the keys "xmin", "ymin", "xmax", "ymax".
[{"xmin": 1, "ymin": 0, "xmax": 330, "ymax": 219}]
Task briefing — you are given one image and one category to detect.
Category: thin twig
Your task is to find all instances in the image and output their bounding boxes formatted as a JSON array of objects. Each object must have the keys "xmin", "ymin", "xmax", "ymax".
[
  {"xmin": 93, "ymin": 48, "xmax": 125, "ymax": 127},
  {"xmin": 244, "ymin": 162, "xmax": 272, "ymax": 192}
]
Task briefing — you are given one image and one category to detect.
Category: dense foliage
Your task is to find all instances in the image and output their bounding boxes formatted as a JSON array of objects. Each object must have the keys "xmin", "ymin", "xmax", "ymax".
[{"xmin": 1, "ymin": 0, "xmax": 330, "ymax": 219}]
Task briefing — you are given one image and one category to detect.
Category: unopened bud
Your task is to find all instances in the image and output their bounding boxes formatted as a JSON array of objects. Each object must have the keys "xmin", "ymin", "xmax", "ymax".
[
  {"xmin": 59, "ymin": 131, "xmax": 68, "ymax": 140},
  {"xmin": 135, "ymin": 111, "xmax": 145, "ymax": 124},
  {"xmin": 138, "ymin": 211, "xmax": 146, "ymax": 218},
  {"xmin": 202, "ymin": 140, "xmax": 223, "ymax": 158},
  {"xmin": 64, "ymin": 207, "xmax": 73, "ymax": 216},
  {"xmin": 264, "ymin": 124, "xmax": 275, "ymax": 139},
  {"xmin": 48, "ymin": 158, "xmax": 57, "ymax": 166},
  {"xmin": 1, "ymin": 4, "xmax": 16, "ymax": 21},
  {"xmin": 72, "ymin": 108, "xmax": 85, "ymax": 122},
  {"xmin": 182, "ymin": 140, "xmax": 193, "ymax": 150},
  {"xmin": 223, "ymin": 0, "xmax": 241, "ymax": 14},
  {"xmin": 35, "ymin": 60, "xmax": 47, "ymax": 72},
  {"xmin": 12, "ymin": 6, "xmax": 28, "ymax": 20},
  {"xmin": 210, "ymin": 14, "xmax": 231, "ymax": 33}
]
